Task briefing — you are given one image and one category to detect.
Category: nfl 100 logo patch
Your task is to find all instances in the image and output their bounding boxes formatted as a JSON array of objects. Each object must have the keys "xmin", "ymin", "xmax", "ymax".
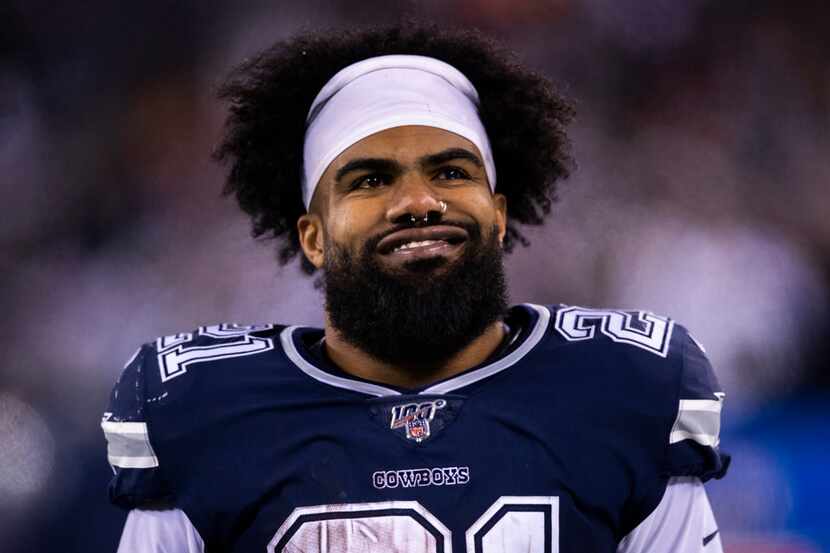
[
  {"xmin": 389, "ymin": 399, "xmax": 447, "ymax": 442},
  {"xmin": 368, "ymin": 396, "xmax": 463, "ymax": 444}
]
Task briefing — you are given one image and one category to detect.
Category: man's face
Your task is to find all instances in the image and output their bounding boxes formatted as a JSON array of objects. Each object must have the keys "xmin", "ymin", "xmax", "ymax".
[
  {"xmin": 301, "ymin": 125, "xmax": 507, "ymax": 273},
  {"xmin": 298, "ymin": 126, "xmax": 509, "ymax": 367}
]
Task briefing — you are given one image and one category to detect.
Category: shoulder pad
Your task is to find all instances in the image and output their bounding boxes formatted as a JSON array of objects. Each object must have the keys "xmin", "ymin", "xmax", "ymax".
[
  {"xmin": 665, "ymin": 326, "xmax": 730, "ymax": 481},
  {"xmin": 102, "ymin": 323, "xmax": 280, "ymax": 509},
  {"xmin": 102, "ymin": 344, "xmax": 173, "ymax": 509},
  {"xmin": 549, "ymin": 306, "xmax": 730, "ymax": 480}
]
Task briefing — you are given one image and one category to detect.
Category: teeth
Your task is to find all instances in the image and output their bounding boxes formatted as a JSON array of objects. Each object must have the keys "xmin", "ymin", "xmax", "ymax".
[{"xmin": 393, "ymin": 240, "xmax": 440, "ymax": 252}]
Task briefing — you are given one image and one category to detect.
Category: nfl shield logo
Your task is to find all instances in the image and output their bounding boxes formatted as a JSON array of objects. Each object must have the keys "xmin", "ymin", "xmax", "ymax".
[
  {"xmin": 407, "ymin": 418, "xmax": 428, "ymax": 440},
  {"xmin": 389, "ymin": 399, "xmax": 448, "ymax": 442}
]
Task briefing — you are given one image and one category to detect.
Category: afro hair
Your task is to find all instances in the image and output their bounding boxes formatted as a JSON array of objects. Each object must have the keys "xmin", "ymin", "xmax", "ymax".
[{"xmin": 214, "ymin": 22, "xmax": 574, "ymax": 274}]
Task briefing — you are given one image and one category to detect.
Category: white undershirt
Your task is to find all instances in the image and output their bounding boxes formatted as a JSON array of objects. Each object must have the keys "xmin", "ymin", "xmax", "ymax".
[
  {"xmin": 618, "ymin": 477, "xmax": 722, "ymax": 553},
  {"xmin": 117, "ymin": 508, "xmax": 204, "ymax": 553},
  {"xmin": 116, "ymin": 477, "xmax": 721, "ymax": 553}
]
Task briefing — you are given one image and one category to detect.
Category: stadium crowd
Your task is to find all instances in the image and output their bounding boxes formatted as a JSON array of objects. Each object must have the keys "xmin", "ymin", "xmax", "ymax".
[{"xmin": 1, "ymin": 0, "xmax": 827, "ymax": 550}]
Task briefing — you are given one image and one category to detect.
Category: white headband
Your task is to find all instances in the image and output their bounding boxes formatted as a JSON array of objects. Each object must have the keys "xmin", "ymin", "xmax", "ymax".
[{"xmin": 301, "ymin": 55, "xmax": 497, "ymax": 208}]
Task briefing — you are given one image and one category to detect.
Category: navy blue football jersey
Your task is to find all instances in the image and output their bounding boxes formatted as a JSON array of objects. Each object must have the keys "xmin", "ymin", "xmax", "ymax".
[{"xmin": 102, "ymin": 304, "xmax": 729, "ymax": 552}]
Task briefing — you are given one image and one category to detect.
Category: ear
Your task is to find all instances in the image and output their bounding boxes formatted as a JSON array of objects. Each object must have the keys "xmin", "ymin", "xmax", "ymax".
[
  {"xmin": 297, "ymin": 213, "xmax": 325, "ymax": 269},
  {"xmin": 493, "ymin": 193, "xmax": 507, "ymax": 245}
]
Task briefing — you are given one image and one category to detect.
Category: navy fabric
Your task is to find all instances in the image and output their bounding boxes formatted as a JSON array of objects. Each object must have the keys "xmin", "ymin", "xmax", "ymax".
[
  {"xmin": 104, "ymin": 346, "xmax": 174, "ymax": 508},
  {"xmin": 664, "ymin": 332, "xmax": 731, "ymax": 480},
  {"xmin": 103, "ymin": 304, "xmax": 728, "ymax": 552}
]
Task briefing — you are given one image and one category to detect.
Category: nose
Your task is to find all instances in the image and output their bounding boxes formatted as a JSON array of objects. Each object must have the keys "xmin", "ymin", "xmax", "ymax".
[{"xmin": 385, "ymin": 173, "xmax": 444, "ymax": 226}]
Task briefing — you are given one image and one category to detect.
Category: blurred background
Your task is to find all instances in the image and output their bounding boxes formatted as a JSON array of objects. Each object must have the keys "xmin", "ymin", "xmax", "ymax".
[{"xmin": 1, "ymin": 0, "xmax": 828, "ymax": 551}]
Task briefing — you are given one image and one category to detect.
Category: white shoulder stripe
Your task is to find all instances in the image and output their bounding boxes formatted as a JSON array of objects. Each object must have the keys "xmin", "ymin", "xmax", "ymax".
[
  {"xmin": 669, "ymin": 398, "xmax": 723, "ymax": 447},
  {"xmin": 101, "ymin": 421, "xmax": 159, "ymax": 469},
  {"xmin": 678, "ymin": 399, "xmax": 723, "ymax": 413},
  {"xmin": 102, "ymin": 421, "xmax": 150, "ymax": 435},
  {"xmin": 108, "ymin": 455, "xmax": 160, "ymax": 469}
]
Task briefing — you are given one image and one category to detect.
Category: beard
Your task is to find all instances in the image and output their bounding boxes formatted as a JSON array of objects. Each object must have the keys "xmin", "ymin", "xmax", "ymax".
[{"xmin": 322, "ymin": 221, "xmax": 509, "ymax": 369}]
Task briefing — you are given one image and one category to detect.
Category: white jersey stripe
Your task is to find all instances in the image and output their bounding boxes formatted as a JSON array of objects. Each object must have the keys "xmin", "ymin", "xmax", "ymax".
[
  {"xmin": 669, "ymin": 430, "xmax": 719, "ymax": 447},
  {"xmin": 101, "ymin": 421, "xmax": 159, "ymax": 468},
  {"xmin": 108, "ymin": 455, "xmax": 160, "ymax": 469},
  {"xmin": 670, "ymin": 398, "xmax": 723, "ymax": 447},
  {"xmin": 102, "ymin": 421, "xmax": 150, "ymax": 434},
  {"xmin": 678, "ymin": 399, "xmax": 722, "ymax": 413}
]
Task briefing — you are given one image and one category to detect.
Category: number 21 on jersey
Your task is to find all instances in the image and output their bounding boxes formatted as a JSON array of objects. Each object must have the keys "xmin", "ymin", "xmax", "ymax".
[{"xmin": 269, "ymin": 497, "xmax": 559, "ymax": 553}]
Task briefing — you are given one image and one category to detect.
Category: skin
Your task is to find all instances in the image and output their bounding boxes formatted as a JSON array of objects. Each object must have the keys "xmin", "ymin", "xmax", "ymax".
[{"xmin": 298, "ymin": 125, "xmax": 508, "ymax": 389}]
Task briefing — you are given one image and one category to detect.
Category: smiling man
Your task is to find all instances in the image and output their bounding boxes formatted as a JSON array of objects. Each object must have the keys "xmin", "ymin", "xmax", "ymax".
[
  {"xmin": 102, "ymin": 24, "xmax": 729, "ymax": 553},
  {"xmin": 304, "ymin": 125, "xmax": 509, "ymax": 387}
]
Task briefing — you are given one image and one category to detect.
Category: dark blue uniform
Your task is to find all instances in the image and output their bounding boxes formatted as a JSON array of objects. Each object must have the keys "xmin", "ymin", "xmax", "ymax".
[{"xmin": 102, "ymin": 304, "xmax": 728, "ymax": 552}]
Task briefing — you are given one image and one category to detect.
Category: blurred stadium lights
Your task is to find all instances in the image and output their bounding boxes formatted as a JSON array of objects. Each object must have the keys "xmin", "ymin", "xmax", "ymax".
[{"xmin": 0, "ymin": 393, "xmax": 55, "ymax": 500}]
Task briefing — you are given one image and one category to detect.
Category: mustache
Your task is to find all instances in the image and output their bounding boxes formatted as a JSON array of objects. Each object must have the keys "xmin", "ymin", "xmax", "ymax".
[{"xmin": 364, "ymin": 219, "xmax": 482, "ymax": 252}]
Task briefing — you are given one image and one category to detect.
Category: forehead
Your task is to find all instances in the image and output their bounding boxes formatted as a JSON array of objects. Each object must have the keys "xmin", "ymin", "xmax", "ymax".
[{"xmin": 331, "ymin": 125, "xmax": 483, "ymax": 166}]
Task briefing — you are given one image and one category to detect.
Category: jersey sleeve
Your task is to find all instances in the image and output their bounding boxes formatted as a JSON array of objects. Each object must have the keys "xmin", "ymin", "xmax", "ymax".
[
  {"xmin": 664, "ymin": 329, "xmax": 730, "ymax": 481},
  {"xmin": 117, "ymin": 509, "xmax": 205, "ymax": 553},
  {"xmin": 618, "ymin": 477, "xmax": 722, "ymax": 553},
  {"xmin": 101, "ymin": 345, "xmax": 174, "ymax": 509}
]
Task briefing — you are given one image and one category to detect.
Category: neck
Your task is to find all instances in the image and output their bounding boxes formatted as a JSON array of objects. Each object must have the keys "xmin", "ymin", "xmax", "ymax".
[{"xmin": 322, "ymin": 315, "xmax": 507, "ymax": 389}]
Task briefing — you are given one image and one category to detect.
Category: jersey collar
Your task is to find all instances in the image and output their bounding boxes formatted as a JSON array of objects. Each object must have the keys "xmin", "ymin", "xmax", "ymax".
[{"xmin": 280, "ymin": 303, "xmax": 551, "ymax": 397}]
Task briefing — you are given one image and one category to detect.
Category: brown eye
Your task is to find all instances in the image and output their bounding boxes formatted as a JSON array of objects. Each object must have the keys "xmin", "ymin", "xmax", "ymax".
[
  {"xmin": 436, "ymin": 167, "xmax": 470, "ymax": 181},
  {"xmin": 351, "ymin": 174, "xmax": 389, "ymax": 190}
]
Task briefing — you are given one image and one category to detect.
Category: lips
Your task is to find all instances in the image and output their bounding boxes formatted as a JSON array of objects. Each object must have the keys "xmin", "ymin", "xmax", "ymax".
[{"xmin": 376, "ymin": 225, "xmax": 469, "ymax": 255}]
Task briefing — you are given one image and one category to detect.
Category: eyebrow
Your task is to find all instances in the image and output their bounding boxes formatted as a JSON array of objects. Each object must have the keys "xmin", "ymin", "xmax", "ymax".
[
  {"xmin": 335, "ymin": 158, "xmax": 402, "ymax": 183},
  {"xmin": 334, "ymin": 147, "xmax": 484, "ymax": 183},
  {"xmin": 418, "ymin": 148, "xmax": 483, "ymax": 169}
]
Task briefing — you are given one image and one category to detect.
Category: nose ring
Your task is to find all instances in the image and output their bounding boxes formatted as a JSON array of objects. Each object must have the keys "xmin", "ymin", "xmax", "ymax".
[{"xmin": 408, "ymin": 201, "xmax": 448, "ymax": 225}]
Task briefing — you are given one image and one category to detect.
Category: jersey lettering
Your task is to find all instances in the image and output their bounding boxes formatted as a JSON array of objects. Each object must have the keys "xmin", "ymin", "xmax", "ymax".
[
  {"xmin": 554, "ymin": 307, "xmax": 674, "ymax": 357},
  {"xmin": 467, "ymin": 497, "xmax": 558, "ymax": 553},
  {"xmin": 268, "ymin": 501, "xmax": 451, "ymax": 553},
  {"xmin": 156, "ymin": 325, "xmax": 275, "ymax": 382},
  {"xmin": 270, "ymin": 497, "xmax": 558, "ymax": 553}
]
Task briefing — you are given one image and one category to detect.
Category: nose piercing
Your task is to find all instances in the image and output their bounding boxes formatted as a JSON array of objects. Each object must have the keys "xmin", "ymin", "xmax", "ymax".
[{"xmin": 408, "ymin": 201, "xmax": 447, "ymax": 225}]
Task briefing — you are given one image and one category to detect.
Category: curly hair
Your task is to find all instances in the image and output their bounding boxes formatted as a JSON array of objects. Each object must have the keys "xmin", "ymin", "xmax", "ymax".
[{"xmin": 214, "ymin": 22, "xmax": 574, "ymax": 274}]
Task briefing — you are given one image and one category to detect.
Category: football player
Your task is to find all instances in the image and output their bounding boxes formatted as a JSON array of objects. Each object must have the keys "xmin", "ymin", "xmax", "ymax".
[{"xmin": 103, "ymin": 23, "xmax": 729, "ymax": 553}]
